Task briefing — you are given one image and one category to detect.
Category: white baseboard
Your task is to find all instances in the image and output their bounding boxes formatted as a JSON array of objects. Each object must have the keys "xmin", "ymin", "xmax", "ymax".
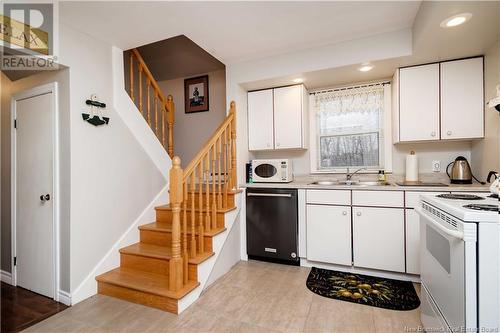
[
  {"xmin": 1, "ymin": 270, "xmax": 13, "ymax": 285},
  {"xmin": 58, "ymin": 290, "xmax": 72, "ymax": 306}
]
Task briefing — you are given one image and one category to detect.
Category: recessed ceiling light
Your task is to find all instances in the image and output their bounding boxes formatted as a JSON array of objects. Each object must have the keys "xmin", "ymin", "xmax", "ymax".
[
  {"xmin": 358, "ymin": 64, "xmax": 374, "ymax": 72},
  {"xmin": 293, "ymin": 78, "xmax": 303, "ymax": 83},
  {"xmin": 440, "ymin": 13, "xmax": 472, "ymax": 28}
]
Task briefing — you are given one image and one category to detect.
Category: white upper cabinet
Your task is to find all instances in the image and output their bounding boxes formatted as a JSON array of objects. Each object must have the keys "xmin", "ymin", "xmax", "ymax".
[
  {"xmin": 440, "ymin": 58, "xmax": 484, "ymax": 140},
  {"xmin": 247, "ymin": 85, "xmax": 307, "ymax": 151},
  {"xmin": 247, "ymin": 89, "xmax": 274, "ymax": 150},
  {"xmin": 394, "ymin": 57, "xmax": 484, "ymax": 143},
  {"xmin": 399, "ymin": 63, "xmax": 440, "ymax": 142},
  {"xmin": 274, "ymin": 85, "xmax": 304, "ymax": 149}
]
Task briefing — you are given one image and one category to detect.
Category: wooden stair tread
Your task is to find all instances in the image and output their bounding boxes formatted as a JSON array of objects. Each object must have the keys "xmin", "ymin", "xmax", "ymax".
[
  {"xmin": 155, "ymin": 204, "xmax": 236, "ymax": 213},
  {"xmin": 120, "ymin": 243, "xmax": 171, "ymax": 259},
  {"xmin": 139, "ymin": 222, "xmax": 227, "ymax": 237},
  {"xmin": 186, "ymin": 187, "xmax": 241, "ymax": 194},
  {"xmin": 120, "ymin": 242, "xmax": 215, "ymax": 264},
  {"xmin": 96, "ymin": 267, "xmax": 199, "ymax": 299}
]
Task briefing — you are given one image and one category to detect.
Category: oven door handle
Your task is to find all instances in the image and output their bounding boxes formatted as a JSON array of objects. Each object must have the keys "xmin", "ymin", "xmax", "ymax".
[{"xmin": 415, "ymin": 207, "xmax": 464, "ymax": 240}]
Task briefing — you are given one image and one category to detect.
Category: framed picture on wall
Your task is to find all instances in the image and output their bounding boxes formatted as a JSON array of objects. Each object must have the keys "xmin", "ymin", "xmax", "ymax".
[{"xmin": 184, "ymin": 75, "xmax": 209, "ymax": 113}]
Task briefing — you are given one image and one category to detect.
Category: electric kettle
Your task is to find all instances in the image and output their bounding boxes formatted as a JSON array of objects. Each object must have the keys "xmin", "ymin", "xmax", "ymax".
[
  {"xmin": 487, "ymin": 171, "xmax": 499, "ymax": 196},
  {"xmin": 446, "ymin": 156, "xmax": 473, "ymax": 184}
]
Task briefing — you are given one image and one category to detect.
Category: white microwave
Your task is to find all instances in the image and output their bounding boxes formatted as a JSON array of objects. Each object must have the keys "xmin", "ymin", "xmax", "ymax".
[{"xmin": 252, "ymin": 159, "xmax": 293, "ymax": 183}]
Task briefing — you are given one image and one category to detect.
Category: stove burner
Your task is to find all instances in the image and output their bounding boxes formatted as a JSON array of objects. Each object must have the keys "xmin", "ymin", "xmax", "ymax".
[
  {"xmin": 437, "ymin": 193, "xmax": 485, "ymax": 200},
  {"xmin": 463, "ymin": 204, "xmax": 499, "ymax": 212}
]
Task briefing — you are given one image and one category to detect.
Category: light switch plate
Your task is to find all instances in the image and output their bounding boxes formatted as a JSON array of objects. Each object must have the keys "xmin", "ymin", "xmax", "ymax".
[{"xmin": 432, "ymin": 160, "xmax": 441, "ymax": 172}]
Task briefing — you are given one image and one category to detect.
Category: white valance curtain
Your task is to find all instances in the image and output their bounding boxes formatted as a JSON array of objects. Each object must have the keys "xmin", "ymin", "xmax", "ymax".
[{"xmin": 312, "ymin": 85, "xmax": 384, "ymax": 136}]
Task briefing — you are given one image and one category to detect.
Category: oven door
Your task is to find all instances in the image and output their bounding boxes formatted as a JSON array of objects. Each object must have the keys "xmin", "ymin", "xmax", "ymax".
[
  {"xmin": 416, "ymin": 205, "xmax": 475, "ymax": 331},
  {"xmin": 253, "ymin": 162, "xmax": 279, "ymax": 182}
]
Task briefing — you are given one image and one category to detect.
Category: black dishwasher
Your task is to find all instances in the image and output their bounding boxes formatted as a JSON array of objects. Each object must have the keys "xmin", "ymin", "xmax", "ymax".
[{"xmin": 246, "ymin": 188, "xmax": 299, "ymax": 265}]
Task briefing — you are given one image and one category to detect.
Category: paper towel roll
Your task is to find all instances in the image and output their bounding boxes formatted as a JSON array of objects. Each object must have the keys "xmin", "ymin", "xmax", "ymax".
[{"xmin": 406, "ymin": 151, "xmax": 419, "ymax": 182}]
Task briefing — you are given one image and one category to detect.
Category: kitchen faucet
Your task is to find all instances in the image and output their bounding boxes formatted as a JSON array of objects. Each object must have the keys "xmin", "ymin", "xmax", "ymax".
[{"xmin": 346, "ymin": 167, "xmax": 367, "ymax": 181}]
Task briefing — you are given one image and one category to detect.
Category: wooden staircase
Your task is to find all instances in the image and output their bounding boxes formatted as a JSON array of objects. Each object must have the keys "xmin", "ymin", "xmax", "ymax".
[{"xmin": 96, "ymin": 102, "xmax": 238, "ymax": 314}]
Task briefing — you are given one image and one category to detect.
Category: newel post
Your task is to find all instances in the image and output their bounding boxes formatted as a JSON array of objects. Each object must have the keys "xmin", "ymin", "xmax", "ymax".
[
  {"xmin": 230, "ymin": 101, "xmax": 237, "ymax": 190},
  {"xmin": 169, "ymin": 156, "xmax": 183, "ymax": 292},
  {"xmin": 166, "ymin": 95, "xmax": 175, "ymax": 158}
]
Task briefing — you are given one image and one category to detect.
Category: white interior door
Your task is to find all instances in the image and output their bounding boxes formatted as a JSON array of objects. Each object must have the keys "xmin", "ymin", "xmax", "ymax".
[{"xmin": 15, "ymin": 92, "xmax": 55, "ymax": 298}]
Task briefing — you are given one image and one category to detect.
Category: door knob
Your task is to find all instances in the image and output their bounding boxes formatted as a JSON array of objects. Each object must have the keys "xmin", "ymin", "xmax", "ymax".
[
  {"xmin": 447, "ymin": 131, "xmax": 452, "ymax": 136},
  {"xmin": 342, "ymin": 211, "xmax": 348, "ymax": 215},
  {"xmin": 431, "ymin": 132, "xmax": 436, "ymax": 137},
  {"xmin": 40, "ymin": 194, "xmax": 50, "ymax": 202},
  {"xmin": 356, "ymin": 211, "xmax": 362, "ymax": 216}
]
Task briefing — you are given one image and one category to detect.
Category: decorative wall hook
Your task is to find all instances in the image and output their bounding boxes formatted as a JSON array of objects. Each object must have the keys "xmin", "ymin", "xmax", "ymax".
[{"xmin": 82, "ymin": 94, "xmax": 110, "ymax": 126}]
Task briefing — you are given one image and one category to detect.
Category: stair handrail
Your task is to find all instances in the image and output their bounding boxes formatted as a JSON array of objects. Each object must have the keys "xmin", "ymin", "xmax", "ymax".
[
  {"xmin": 129, "ymin": 48, "xmax": 175, "ymax": 158},
  {"xmin": 168, "ymin": 102, "xmax": 237, "ymax": 292}
]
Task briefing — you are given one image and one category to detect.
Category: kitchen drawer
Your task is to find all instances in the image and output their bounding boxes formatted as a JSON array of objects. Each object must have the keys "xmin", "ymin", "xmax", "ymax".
[
  {"xmin": 306, "ymin": 190, "xmax": 350, "ymax": 205},
  {"xmin": 405, "ymin": 191, "xmax": 449, "ymax": 208},
  {"xmin": 352, "ymin": 190, "xmax": 404, "ymax": 207}
]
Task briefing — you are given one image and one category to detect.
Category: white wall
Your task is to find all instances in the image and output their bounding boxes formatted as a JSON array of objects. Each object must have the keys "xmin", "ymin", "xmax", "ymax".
[
  {"xmin": 471, "ymin": 41, "xmax": 500, "ymax": 178},
  {"xmin": 1, "ymin": 69, "xmax": 71, "ymax": 292},
  {"xmin": 58, "ymin": 23, "xmax": 168, "ymax": 296},
  {"xmin": 158, "ymin": 70, "xmax": 226, "ymax": 164}
]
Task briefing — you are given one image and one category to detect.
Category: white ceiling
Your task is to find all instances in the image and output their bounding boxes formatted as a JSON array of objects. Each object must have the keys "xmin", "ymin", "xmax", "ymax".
[
  {"xmin": 60, "ymin": 1, "xmax": 421, "ymax": 64},
  {"xmin": 243, "ymin": 1, "xmax": 500, "ymax": 90}
]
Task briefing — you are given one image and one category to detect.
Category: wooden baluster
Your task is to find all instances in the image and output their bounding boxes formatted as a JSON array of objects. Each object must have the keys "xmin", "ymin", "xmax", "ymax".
[
  {"xmin": 147, "ymin": 80, "xmax": 151, "ymax": 126},
  {"xmin": 138, "ymin": 67, "xmax": 143, "ymax": 115},
  {"xmin": 154, "ymin": 94, "xmax": 158, "ymax": 138},
  {"xmin": 166, "ymin": 95, "xmax": 175, "ymax": 158},
  {"xmin": 198, "ymin": 163, "xmax": 204, "ymax": 254},
  {"xmin": 222, "ymin": 128, "xmax": 228, "ymax": 209},
  {"xmin": 129, "ymin": 53, "xmax": 134, "ymax": 103},
  {"xmin": 204, "ymin": 154, "xmax": 211, "ymax": 232},
  {"xmin": 169, "ymin": 157, "xmax": 183, "ymax": 292},
  {"xmin": 211, "ymin": 146, "xmax": 217, "ymax": 230},
  {"xmin": 227, "ymin": 122, "xmax": 233, "ymax": 191},
  {"xmin": 190, "ymin": 172, "xmax": 196, "ymax": 258},
  {"xmin": 230, "ymin": 102, "xmax": 237, "ymax": 190},
  {"xmin": 182, "ymin": 180, "xmax": 188, "ymax": 285},
  {"xmin": 162, "ymin": 106, "xmax": 167, "ymax": 149},
  {"xmin": 217, "ymin": 137, "xmax": 222, "ymax": 210}
]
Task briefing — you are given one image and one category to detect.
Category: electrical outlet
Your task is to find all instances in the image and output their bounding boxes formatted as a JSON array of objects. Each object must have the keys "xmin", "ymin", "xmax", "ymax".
[{"xmin": 432, "ymin": 160, "xmax": 441, "ymax": 172}]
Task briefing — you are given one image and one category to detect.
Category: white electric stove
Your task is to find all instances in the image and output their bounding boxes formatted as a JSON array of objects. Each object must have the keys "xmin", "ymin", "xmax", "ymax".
[{"xmin": 416, "ymin": 193, "xmax": 499, "ymax": 332}]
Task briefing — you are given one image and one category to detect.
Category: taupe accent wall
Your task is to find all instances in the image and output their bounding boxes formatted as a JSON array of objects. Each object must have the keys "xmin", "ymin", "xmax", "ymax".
[{"xmin": 158, "ymin": 70, "xmax": 227, "ymax": 164}]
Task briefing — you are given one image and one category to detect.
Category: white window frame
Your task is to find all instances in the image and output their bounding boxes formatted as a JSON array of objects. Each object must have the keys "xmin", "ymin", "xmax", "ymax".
[{"xmin": 309, "ymin": 82, "xmax": 393, "ymax": 174}]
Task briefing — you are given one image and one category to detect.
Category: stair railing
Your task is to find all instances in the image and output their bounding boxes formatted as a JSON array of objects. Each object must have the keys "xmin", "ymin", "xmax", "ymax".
[
  {"xmin": 168, "ymin": 102, "xmax": 237, "ymax": 292},
  {"xmin": 128, "ymin": 48, "xmax": 175, "ymax": 158}
]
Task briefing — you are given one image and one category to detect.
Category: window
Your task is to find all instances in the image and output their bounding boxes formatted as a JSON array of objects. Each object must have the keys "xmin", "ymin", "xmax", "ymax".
[{"xmin": 310, "ymin": 83, "xmax": 391, "ymax": 173}]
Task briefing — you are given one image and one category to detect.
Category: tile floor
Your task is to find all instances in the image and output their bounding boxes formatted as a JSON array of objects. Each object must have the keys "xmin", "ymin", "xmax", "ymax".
[{"xmin": 24, "ymin": 260, "xmax": 422, "ymax": 333}]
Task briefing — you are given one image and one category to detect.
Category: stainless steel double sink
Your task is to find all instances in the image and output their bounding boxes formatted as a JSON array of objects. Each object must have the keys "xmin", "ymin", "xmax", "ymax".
[{"xmin": 308, "ymin": 180, "xmax": 391, "ymax": 186}]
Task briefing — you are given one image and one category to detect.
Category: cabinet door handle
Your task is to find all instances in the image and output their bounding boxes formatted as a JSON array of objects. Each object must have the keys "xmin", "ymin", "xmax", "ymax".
[
  {"xmin": 342, "ymin": 211, "xmax": 348, "ymax": 216},
  {"xmin": 356, "ymin": 211, "xmax": 362, "ymax": 216},
  {"xmin": 431, "ymin": 131, "xmax": 436, "ymax": 137},
  {"xmin": 447, "ymin": 131, "xmax": 452, "ymax": 136}
]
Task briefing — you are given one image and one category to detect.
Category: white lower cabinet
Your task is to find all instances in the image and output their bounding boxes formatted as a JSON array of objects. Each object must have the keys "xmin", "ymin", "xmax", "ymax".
[
  {"xmin": 405, "ymin": 209, "xmax": 420, "ymax": 274},
  {"xmin": 306, "ymin": 204, "xmax": 352, "ymax": 266},
  {"xmin": 352, "ymin": 207, "xmax": 405, "ymax": 273}
]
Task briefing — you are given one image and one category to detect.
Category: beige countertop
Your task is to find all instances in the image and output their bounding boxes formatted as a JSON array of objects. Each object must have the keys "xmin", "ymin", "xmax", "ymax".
[{"xmin": 245, "ymin": 174, "xmax": 491, "ymax": 192}]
